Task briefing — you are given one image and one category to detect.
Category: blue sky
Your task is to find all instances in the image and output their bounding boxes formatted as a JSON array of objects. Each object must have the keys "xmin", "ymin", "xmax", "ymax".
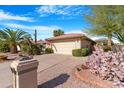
[{"xmin": 0, "ymin": 5, "xmax": 94, "ymax": 40}]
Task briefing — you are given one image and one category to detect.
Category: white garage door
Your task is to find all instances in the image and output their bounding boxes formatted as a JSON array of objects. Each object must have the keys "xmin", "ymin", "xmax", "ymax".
[{"xmin": 52, "ymin": 41, "xmax": 80, "ymax": 55}]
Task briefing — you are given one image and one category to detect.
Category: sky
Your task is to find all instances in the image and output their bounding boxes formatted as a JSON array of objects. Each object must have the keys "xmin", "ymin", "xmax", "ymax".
[{"xmin": 0, "ymin": 5, "xmax": 99, "ymax": 40}]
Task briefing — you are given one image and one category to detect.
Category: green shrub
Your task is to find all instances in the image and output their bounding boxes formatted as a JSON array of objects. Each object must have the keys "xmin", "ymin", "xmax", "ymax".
[
  {"xmin": 45, "ymin": 48, "xmax": 54, "ymax": 54},
  {"xmin": 103, "ymin": 46, "xmax": 112, "ymax": 52},
  {"xmin": 81, "ymin": 48, "xmax": 91, "ymax": 56},
  {"xmin": 21, "ymin": 44, "xmax": 32, "ymax": 55},
  {"xmin": 38, "ymin": 44, "xmax": 45, "ymax": 52},
  {"xmin": 21, "ymin": 44, "xmax": 43, "ymax": 55},
  {"xmin": 72, "ymin": 49, "xmax": 82, "ymax": 57},
  {"xmin": 31, "ymin": 44, "xmax": 41, "ymax": 55},
  {"xmin": 72, "ymin": 48, "xmax": 90, "ymax": 57},
  {"xmin": 0, "ymin": 41, "xmax": 10, "ymax": 53}
]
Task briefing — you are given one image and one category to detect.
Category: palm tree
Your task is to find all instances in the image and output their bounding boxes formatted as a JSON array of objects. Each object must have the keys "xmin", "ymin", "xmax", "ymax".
[
  {"xmin": 85, "ymin": 6, "xmax": 119, "ymax": 46},
  {"xmin": 112, "ymin": 6, "xmax": 124, "ymax": 44},
  {"xmin": 0, "ymin": 28, "xmax": 31, "ymax": 53},
  {"xmin": 53, "ymin": 29, "xmax": 64, "ymax": 37}
]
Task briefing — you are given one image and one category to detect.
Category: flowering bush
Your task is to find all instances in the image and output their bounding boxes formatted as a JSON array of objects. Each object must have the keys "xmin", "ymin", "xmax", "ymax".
[{"xmin": 86, "ymin": 45, "xmax": 124, "ymax": 87}]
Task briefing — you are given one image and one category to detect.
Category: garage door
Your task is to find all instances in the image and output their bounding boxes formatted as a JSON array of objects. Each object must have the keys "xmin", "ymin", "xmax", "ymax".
[{"xmin": 52, "ymin": 41, "xmax": 80, "ymax": 55}]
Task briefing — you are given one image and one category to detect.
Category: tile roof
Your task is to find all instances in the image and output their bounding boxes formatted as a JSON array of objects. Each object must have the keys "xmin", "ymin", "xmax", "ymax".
[
  {"xmin": 46, "ymin": 33, "xmax": 86, "ymax": 41},
  {"xmin": 33, "ymin": 40, "xmax": 50, "ymax": 44}
]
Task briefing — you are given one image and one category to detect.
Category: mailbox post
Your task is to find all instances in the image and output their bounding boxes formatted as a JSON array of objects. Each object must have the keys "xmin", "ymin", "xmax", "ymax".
[{"xmin": 10, "ymin": 59, "xmax": 39, "ymax": 88}]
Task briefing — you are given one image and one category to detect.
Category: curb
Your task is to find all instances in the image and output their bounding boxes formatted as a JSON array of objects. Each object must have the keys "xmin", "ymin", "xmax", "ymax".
[{"xmin": 74, "ymin": 65, "xmax": 114, "ymax": 88}]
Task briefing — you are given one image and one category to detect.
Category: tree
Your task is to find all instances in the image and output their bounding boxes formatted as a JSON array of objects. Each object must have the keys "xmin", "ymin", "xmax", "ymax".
[
  {"xmin": 53, "ymin": 29, "xmax": 64, "ymax": 37},
  {"xmin": 0, "ymin": 28, "xmax": 31, "ymax": 53},
  {"xmin": 85, "ymin": 6, "xmax": 119, "ymax": 46}
]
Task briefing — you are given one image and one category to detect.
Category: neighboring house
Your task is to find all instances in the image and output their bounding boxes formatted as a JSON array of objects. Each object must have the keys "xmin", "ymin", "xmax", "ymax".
[
  {"xmin": 36, "ymin": 40, "xmax": 50, "ymax": 45},
  {"xmin": 95, "ymin": 39, "xmax": 114, "ymax": 46},
  {"xmin": 46, "ymin": 33, "xmax": 95, "ymax": 55},
  {"xmin": 34, "ymin": 40, "xmax": 50, "ymax": 51}
]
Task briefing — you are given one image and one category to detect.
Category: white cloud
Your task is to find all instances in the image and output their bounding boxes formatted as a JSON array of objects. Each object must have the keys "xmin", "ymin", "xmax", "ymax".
[
  {"xmin": 36, "ymin": 5, "xmax": 86, "ymax": 17},
  {"xmin": 4, "ymin": 23, "xmax": 60, "ymax": 31},
  {"xmin": 0, "ymin": 10, "xmax": 34, "ymax": 22},
  {"xmin": 65, "ymin": 30, "xmax": 84, "ymax": 34},
  {"xmin": 2, "ymin": 23, "xmax": 61, "ymax": 40}
]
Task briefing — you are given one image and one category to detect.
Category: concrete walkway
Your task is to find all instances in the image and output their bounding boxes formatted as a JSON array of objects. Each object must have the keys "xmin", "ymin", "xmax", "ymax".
[{"xmin": 0, "ymin": 54, "xmax": 94, "ymax": 88}]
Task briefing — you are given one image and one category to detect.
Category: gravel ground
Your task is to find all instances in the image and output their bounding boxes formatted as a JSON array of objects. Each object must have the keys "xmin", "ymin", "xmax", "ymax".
[{"xmin": 37, "ymin": 55, "xmax": 95, "ymax": 88}]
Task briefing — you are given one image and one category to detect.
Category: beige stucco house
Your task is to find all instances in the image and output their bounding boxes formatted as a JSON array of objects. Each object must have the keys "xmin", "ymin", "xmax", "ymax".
[{"xmin": 46, "ymin": 33, "xmax": 95, "ymax": 55}]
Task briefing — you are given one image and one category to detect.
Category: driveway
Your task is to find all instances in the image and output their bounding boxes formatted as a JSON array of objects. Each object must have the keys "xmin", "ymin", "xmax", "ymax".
[{"xmin": 0, "ymin": 54, "xmax": 94, "ymax": 88}]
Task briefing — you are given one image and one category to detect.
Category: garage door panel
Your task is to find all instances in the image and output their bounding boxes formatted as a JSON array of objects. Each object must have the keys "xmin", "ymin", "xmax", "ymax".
[{"xmin": 52, "ymin": 41, "xmax": 78, "ymax": 55}]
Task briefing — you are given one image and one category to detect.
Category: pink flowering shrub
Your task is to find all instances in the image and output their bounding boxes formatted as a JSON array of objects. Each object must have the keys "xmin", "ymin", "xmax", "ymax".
[{"xmin": 86, "ymin": 45, "xmax": 124, "ymax": 87}]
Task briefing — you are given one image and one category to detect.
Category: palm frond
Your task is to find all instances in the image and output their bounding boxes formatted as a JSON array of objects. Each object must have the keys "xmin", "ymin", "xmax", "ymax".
[
  {"xmin": 113, "ymin": 31, "xmax": 124, "ymax": 43},
  {"xmin": 0, "ymin": 28, "xmax": 31, "ymax": 45}
]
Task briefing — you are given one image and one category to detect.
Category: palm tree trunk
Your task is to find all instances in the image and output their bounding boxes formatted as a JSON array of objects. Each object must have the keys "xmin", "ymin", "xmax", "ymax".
[
  {"xmin": 108, "ymin": 37, "xmax": 112, "ymax": 47},
  {"xmin": 10, "ymin": 44, "xmax": 18, "ymax": 53}
]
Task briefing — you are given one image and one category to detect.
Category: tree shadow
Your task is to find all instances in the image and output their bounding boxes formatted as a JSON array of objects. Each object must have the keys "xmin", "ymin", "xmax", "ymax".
[{"xmin": 38, "ymin": 73, "xmax": 70, "ymax": 88}]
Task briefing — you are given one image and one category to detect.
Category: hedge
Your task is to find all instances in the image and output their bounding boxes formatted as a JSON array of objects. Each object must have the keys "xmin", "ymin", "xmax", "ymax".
[{"xmin": 72, "ymin": 48, "xmax": 90, "ymax": 57}]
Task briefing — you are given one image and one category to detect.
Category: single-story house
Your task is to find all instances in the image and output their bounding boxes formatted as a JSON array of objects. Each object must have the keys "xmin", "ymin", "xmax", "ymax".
[{"xmin": 46, "ymin": 33, "xmax": 95, "ymax": 55}]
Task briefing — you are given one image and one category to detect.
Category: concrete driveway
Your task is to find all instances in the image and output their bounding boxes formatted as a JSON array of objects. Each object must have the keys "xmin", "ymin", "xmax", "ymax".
[{"xmin": 0, "ymin": 54, "xmax": 93, "ymax": 88}]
